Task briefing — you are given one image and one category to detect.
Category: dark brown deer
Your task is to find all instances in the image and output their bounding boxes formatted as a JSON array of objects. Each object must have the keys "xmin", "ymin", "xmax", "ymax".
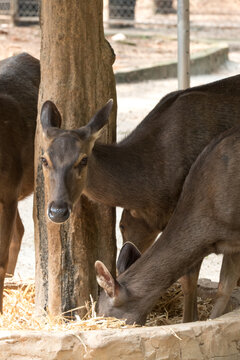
[
  {"xmin": 119, "ymin": 209, "xmax": 204, "ymax": 322},
  {"xmin": 96, "ymin": 126, "xmax": 240, "ymax": 324},
  {"xmin": 119, "ymin": 209, "xmax": 159, "ymax": 253},
  {"xmin": 0, "ymin": 53, "xmax": 40, "ymax": 312},
  {"xmin": 40, "ymin": 74, "xmax": 240, "ymax": 320}
]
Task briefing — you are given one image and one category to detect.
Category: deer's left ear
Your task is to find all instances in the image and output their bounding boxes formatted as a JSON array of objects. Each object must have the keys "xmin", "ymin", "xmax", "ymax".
[
  {"xmin": 88, "ymin": 99, "xmax": 113, "ymax": 138},
  {"xmin": 117, "ymin": 242, "xmax": 141, "ymax": 275},
  {"xmin": 76, "ymin": 99, "xmax": 113, "ymax": 141},
  {"xmin": 95, "ymin": 260, "xmax": 120, "ymax": 298}
]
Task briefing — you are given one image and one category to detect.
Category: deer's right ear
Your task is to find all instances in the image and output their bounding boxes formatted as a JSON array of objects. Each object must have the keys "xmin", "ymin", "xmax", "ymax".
[
  {"xmin": 117, "ymin": 242, "xmax": 141, "ymax": 275},
  {"xmin": 95, "ymin": 260, "xmax": 120, "ymax": 298},
  {"xmin": 41, "ymin": 101, "xmax": 62, "ymax": 135}
]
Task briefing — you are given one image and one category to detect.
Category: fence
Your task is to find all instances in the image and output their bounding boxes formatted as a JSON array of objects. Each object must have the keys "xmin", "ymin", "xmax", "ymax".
[
  {"xmin": 0, "ymin": 0, "xmax": 10, "ymax": 15},
  {"xmin": 103, "ymin": 0, "xmax": 240, "ymax": 28},
  {"xmin": 17, "ymin": 0, "xmax": 39, "ymax": 18},
  {"xmin": 0, "ymin": 0, "xmax": 39, "ymax": 23},
  {"xmin": 0, "ymin": 0, "xmax": 239, "ymax": 28}
]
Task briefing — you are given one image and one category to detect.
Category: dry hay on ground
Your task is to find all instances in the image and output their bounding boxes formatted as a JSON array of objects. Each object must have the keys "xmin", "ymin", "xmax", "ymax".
[
  {"xmin": 146, "ymin": 282, "xmax": 213, "ymax": 326},
  {"xmin": 0, "ymin": 281, "xmax": 213, "ymax": 331}
]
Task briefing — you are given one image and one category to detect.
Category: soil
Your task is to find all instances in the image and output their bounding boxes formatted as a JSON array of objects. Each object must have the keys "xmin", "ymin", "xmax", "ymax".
[
  {"xmin": 1, "ymin": 0, "xmax": 240, "ymax": 72},
  {"xmin": 108, "ymin": 36, "xmax": 213, "ymax": 71},
  {"xmin": 0, "ymin": 25, "xmax": 223, "ymax": 71},
  {"xmin": 0, "ymin": 25, "xmax": 40, "ymax": 60}
]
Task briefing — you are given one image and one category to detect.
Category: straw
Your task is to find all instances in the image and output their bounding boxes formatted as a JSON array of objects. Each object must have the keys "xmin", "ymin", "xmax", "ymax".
[{"xmin": 0, "ymin": 281, "xmax": 213, "ymax": 331}]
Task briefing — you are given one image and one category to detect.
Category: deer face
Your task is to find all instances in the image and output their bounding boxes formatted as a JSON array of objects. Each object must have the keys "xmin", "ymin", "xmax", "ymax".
[
  {"xmin": 95, "ymin": 242, "xmax": 147, "ymax": 325},
  {"xmin": 120, "ymin": 209, "xmax": 159, "ymax": 253},
  {"xmin": 40, "ymin": 99, "xmax": 113, "ymax": 223}
]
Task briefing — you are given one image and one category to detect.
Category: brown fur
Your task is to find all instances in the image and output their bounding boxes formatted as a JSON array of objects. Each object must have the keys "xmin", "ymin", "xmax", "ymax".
[
  {"xmin": 40, "ymin": 75, "xmax": 240, "ymax": 322},
  {"xmin": 96, "ymin": 127, "xmax": 240, "ymax": 324},
  {"xmin": 41, "ymin": 75, "xmax": 240, "ymax": 226},
  {"xmin": 0, "ymin": 53, "xmax": 40, "ymax": 312}
]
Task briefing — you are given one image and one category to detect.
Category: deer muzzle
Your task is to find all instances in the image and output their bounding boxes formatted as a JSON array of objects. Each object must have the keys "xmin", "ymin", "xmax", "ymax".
[{"xmin": 48, "ymin": 201, "xmax": 71, "ymax": 223}]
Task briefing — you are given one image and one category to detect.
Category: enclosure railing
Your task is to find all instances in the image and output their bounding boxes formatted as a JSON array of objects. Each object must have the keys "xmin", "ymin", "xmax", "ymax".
[
  {"xmin": 0, "ymin": 0, "xmax": 239, "ymax": 28},
  {"xmin": 0, "ymin": 0, "xmax": 39, "ymax": 23}
]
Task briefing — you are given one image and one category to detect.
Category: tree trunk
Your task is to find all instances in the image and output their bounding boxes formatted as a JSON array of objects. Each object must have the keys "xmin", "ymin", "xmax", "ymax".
[{"xmin": 34, "ymin": 0, "xmax": 117, "ymax": 316}]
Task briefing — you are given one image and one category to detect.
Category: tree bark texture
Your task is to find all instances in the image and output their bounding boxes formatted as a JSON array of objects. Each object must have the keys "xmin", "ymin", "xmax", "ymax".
[{"xmin": 34, "ymin": 0, "xmax": 117, "ymax": 316}]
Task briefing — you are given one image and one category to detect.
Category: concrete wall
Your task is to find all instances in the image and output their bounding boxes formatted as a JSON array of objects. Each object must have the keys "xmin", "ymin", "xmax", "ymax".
[{"xmin": 0, "ymin": 309, "xmax": 240, "ymax": 360}]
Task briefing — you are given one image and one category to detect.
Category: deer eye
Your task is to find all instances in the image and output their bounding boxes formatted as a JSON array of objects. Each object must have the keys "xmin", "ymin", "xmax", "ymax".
[
  {"xmin": 41, "ymin": 157, "xmax": 49, "ymax": 168},
  {"xmin": 80, "ymin": 156, "xmax": 88, "ymax": 166},
  {"xmin": 75, "ymin": 156, "xmax": 88, "ymax": 171}
]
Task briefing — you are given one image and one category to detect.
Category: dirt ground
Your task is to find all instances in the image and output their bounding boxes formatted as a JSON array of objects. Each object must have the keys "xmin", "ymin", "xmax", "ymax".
[
  {"xmin": 1, "ymin": 0, "xmax": 240, "ymax": 71},
  {"xmin": 0, "ymin": 25, "xmax": 224, "ymax": 71},
  {"xmin": 0, "ymin": 12, "xmax": 239, "ymax": 288},
  {"xmin": 109, "ymin": 36, "xmax": 215, "ymax": 71}
]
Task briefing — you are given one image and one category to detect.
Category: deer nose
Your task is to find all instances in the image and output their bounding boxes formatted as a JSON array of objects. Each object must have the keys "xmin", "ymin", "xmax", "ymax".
[{"xmin": 48, "ymin": 201, "xmax": 71, "ymax": 223}]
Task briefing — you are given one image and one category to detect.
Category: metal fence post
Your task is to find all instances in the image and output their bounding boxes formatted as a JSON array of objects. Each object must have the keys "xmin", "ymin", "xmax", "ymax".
[{"xmin": 177, "ymin": 0, "xmax": 190, "ymax": 89}]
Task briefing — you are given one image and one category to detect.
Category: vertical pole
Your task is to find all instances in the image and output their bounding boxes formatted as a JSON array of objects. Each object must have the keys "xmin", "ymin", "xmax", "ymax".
[
  {"xmin": 177, "ymin": 0, "xmax": 190, "ymax": 90},
  {"xmin": 10, "ymin": 0, "xmax": 18, "ymax": 25}
]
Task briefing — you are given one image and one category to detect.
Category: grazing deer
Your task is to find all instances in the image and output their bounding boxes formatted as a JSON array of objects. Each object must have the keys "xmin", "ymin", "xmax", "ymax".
[
  {"xmin": 40, "ymin": 74, "xmax": 240, "ymax": 321},
  {"xmin": 0, "ymin": 53, "xmax": 40, "ymax": 312},
  {"xmin": 119, "ymin": 208, "xmax": 203, "ymax": 322},
  {"xmin": 96, "ymin": 127, "xmax": 240, "ymax": 324}
]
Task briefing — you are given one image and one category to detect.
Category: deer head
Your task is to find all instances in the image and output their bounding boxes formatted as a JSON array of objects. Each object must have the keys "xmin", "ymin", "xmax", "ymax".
[
  {"xmin": 40, "ymin": 99, "xmax": 113, "ymax": 223},
  {"xmin": 95, "ymin": 242, "xmax": 146, "ymax": 325}
]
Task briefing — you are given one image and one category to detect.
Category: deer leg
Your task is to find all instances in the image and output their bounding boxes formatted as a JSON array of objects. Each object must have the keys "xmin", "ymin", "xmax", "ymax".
[
  {"xmin": 0, "ymin": 200, "xmax": 17, "ymax": 312},
  {"xmin": 6, "ymin": 209, "xmax": 24, "ymax": 277},
  {"xmin": 210, "ymin": 253, "xmax": 240, "ymax": 319},
  {"xmin": 179, "ymin": 259, "xmax": 202, "ymax": 323}
]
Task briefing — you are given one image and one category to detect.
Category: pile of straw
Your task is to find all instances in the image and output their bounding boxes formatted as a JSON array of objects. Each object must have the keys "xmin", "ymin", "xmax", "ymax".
[
  {"xmin": 146, "ymin": 282, "xmax": 213, "ymax": 326},
  {"xmin": 1, "ymin": 282, "xmax": 134, "ymax": 331},
  {"xmin": 0, "ymin": 281, "xmax": 213, "ymax": 331}
]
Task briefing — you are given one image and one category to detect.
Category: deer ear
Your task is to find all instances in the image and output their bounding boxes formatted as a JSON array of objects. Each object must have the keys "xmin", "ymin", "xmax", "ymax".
[
  {"xmin": 41, "ymin": 101, "xmax": 62, "ymax": 136},
  {"xmin": 117, "ymin": 242, "xmax": 141, "ymax": 275},
  {"xmin": 95, "ymin": 260, "xmax": 119, "ymax": 298},
  {"xmin": 86, "ymin": 99, "xmax": 113, "ymax": 138}
]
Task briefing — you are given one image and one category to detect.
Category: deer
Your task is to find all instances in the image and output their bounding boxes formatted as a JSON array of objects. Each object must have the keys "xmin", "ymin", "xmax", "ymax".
[
  {"xmin": 118, "ymin": 209, "xmax": 203, "ymax": 322},
  {"xmin": 40, "ymin": 74, "xmax": 240, "ymax": 322},
  {"xmin": 0, "ymin": 52, "xmax": 40, "ymax": 312},
  {"xmin": 96, "ymin": 126, "xmax": 240, "ymax": 324}
]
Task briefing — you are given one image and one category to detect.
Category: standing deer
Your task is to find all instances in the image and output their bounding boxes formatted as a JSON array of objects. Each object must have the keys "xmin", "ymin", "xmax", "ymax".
[
  {"xmin": 40, "ymin": 74, "xmax": 240, "ymax": 321},
  {"xmin": 0, "ymin": 53, "xmax": 40, "ymax": 312},
  {"xmin": 96, "ymin": 126, "xmax": 240, "ymax": 324}
]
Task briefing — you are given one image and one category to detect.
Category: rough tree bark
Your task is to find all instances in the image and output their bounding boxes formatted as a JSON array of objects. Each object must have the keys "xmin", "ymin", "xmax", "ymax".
[{"xmin": 34, "ymin": 0, "xmax": 117, "ymax": 315}]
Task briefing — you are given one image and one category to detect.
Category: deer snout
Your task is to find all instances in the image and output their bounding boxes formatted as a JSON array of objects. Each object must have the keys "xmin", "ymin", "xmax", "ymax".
[{"xmin": 48, "ymin": 201, "xmax": 71, "ymax": 223}]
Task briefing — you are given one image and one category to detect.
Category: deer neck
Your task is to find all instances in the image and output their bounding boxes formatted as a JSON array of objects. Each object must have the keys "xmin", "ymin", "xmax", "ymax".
[
  {"xmin": 84, "ymin": 142, "xmax": 141, "ymax": 208},
  {"xmin": 120, "ymin": 218, "xmax": 210, "ymax": 314}
]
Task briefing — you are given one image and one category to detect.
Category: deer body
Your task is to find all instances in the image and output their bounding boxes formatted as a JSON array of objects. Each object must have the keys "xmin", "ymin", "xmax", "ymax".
[
  {"xmin": 0, "ymin": 53, "xmax": 40, "ymax": 311},
  {"xmin": 40, "ymin": 75, "xmax": 240, "ymax": 322},
  {"xmin": 96, "ymin": 127, "xmax": 240, "ymax": 324},
  {"xmin": 42, "ymin": 75, "xmax": 240, "ymax": 227},
  {"xmin": 85, "ymin": 89, "xmax": 240, "ymax": 231}
]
